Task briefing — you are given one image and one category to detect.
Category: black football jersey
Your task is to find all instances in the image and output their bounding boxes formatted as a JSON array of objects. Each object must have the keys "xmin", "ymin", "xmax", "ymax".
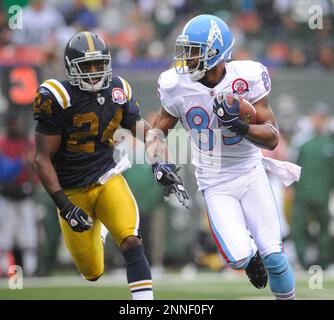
[{"xmin": 33, "ymin": 76, "xmax": 140, "ymax": 188}]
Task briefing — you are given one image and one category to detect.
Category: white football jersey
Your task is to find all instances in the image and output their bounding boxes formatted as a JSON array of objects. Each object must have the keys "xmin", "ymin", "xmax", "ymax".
[{"xmin": 158, "ymin": 60, "xmax": 272, "ymax": 190}]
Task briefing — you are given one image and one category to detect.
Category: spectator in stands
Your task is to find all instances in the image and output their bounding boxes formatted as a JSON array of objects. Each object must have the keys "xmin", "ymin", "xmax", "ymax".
[
  {"xmin": 289, "ymin": 102, "xmax": 331, "ymax": 162},
  {"xmin": 0, "ymin": 154, "xmax": 23, "ymax": 184},
  {"xmin": 60, "ymin": 0, "xmax": 98, "ymax": 30},
  {"xmin": 287, "ymin": 46, "xmax": 307, "ymax": 68},
  {"xmin": 0, "ymin": 143, "xmax": 27, "ymax": 278},
  {"xmin": 254, "ymin": 0, "xmax": 283, "ymax": 38},
  {"xmin": 11, "ymin": 0, "xmax": 66, "ymax": 46},
  {"xmin": 317, "ymin": 45, "xmax": 334, "ymax": 72},
  {"xmin": 292, "ymin": 103, "xmax": 334, "ymax": 270},
  {"xmin": 273, "ymin": 0, "xmax": 332, "ymax": 40},
  {"xmin": 263, "ymin": 41, "xmax": 289, "ymax": 67},
  {"xmin": 0, "ymin": 114, "xmax": 38, "ymax": 277}
]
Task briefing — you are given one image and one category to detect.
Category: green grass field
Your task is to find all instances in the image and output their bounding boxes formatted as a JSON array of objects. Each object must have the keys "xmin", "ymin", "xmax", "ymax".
[{"xmin": 0, "ymin": 271, "xmax": 333, "ymax": 300}]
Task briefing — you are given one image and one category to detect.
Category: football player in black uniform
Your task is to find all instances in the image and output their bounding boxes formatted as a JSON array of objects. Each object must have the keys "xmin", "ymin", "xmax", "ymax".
[{"xmin": 33, "ymin": 32, "xmax": 154, "ymax": 299}]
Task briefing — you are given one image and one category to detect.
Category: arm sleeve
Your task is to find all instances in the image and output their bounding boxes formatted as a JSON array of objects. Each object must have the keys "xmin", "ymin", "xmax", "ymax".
[
  {"xmin": 248, "ymin": 63, "xmax": 272, "ymax": 105},
  {"xmin": 33, "ymin": 87, "xmax": 64, "ymax": 134}
]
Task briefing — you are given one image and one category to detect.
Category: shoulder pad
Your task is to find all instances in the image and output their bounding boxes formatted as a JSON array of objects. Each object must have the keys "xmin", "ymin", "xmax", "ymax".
[
  {"xmin": 158, "ymin": 68, "xmax": 179, "ymax": 91},
  {"xmin": 227, "ymin": 60, "xmax": 267, "ymax": 82},
  {"xmin": 117, "ymin": 76, "xmax": 132, "ymax": 101},
  {"xmin": 40, "ymin": 79, "xmax": 72, "ymax": 109}
]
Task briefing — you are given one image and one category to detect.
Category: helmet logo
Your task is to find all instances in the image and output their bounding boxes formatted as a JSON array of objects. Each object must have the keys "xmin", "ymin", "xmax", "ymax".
[{"xmin": 208, "ymin": 20, "xmax": 223, "ymax": 47}]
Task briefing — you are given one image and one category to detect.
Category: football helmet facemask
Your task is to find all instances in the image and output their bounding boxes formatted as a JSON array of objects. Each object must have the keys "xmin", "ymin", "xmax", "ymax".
[{"xmin": 64, "ymin": 31, "xmax": 112, "ymax": 92}]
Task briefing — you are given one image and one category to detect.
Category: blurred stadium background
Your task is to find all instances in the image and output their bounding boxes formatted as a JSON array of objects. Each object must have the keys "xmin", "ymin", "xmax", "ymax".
[{"xmin": 1, "ymin": 0, "xmax": 334, "ymax": 300}]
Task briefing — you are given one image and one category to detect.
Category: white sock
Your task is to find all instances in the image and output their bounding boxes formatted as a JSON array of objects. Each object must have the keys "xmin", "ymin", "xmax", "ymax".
[
  {"xmin": 132, "ymin": 291, "xmax": 154, "ymax": 300},
  {"xmin": 129, "ymin": 280, "xmax": 153, "ymax": 300}
]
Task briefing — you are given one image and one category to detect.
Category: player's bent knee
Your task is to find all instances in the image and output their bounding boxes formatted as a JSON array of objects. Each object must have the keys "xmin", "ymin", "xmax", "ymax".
[
  {"xmin": 228, "ymin": 255, "xmax": 252, "ymax": 270},
  {"xmin": 120, "ymin": 236, "xmax": 141, "ymax": 252},
  {"xmin": 263, "ymin": 252, "xmax": 288, "ymax": 275}
]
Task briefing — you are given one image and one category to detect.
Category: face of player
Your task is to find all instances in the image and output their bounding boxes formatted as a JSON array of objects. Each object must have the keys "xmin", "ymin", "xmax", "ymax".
[
  {"xmin": 184, "ymin": 46, "xmax": 202, "ymax": 72},
  {"xmin": 78, "ymin": 59, "xmax": 108, "ymax": 84}
]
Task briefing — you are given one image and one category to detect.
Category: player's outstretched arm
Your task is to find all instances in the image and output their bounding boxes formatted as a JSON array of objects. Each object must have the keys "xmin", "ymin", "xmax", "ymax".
[
  {"xmin": 35, "ymin": 132, "xmax": 93, "ymax": 232},
  {"xmin": 246, "ymin": 95, "xmax": 279, "ymax": 151},
  {"xmin": 129, "ymin": 118, "xmax": 152, "ymax": 142},
  {"xmin": 145, "ymin": 108, "xmax": 190, "ymax": 209},
  {"xmin": 145, "ymin": 107, "xmax": 178, "ymax": 164}
]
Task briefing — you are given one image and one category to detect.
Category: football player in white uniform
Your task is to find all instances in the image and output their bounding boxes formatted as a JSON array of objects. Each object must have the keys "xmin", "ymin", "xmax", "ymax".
[{"xmin": 147, "ymin": 15, "xmax": 300, "ymax": 300}]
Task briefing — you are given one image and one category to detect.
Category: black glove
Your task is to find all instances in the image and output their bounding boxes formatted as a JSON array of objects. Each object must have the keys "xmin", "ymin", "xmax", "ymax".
[
  {"xmin": 213, "ymin": 93, "xmax": 250, "ymax": 136},
  {"xmin": 51, "ymin": 190, "xmax": 93, "ymax": 232},
  {"xmin": 152, "ymin": 162, "xmax": 190, "ymax": 209}
]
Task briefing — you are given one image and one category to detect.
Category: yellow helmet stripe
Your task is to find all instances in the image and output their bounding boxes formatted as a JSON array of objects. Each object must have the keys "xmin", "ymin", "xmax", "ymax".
[
  {"xmin": 84, "ymin": 31, "xmax": 96, "ymax": 52},
  {"xmin": 44, "ymin": 80, "xmax": 69, "ymax": 109}
]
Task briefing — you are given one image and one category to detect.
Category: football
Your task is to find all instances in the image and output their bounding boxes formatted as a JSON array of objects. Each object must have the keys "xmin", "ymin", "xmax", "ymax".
[{"xmin": 239, "ymin": 96, "xmax": 257, "ymax": 124}]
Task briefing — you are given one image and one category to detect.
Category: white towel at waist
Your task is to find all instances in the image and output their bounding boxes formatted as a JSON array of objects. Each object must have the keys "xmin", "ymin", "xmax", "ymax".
[
  {"xmin": 98, "ymin": 154, "xmax": 132, "ymax": 185},
  {"xmin": 262, "ymin": 157, "xmax": 302, "ymax": 187}
]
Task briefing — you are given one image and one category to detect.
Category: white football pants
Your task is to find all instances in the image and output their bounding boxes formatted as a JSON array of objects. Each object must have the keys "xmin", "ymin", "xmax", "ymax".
[{"xmin": 203, "ymin": 163, "xmax": 282, "ymax": 264}]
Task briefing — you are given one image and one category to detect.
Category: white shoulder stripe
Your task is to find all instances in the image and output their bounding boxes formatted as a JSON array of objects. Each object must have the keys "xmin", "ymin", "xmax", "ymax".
[
  {"xmin": 41, "ymin": 83, "xmax": 64, "ymax": 108},
  {"xmin": 40, "ymin": 79, "xmax": 71, "ymax": 109},
  {"xmin": 118, "ymin": 76, "xmax": 132, "ymax": 101},
  {"xmin": 49, "ymin": 79, "xmax": 71, "ymax": 103}
]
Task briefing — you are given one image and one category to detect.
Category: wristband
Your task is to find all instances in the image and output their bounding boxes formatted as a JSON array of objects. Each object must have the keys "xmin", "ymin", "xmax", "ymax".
[
  {"xmin": 51, "ymin": 189, "xmax": 69, "ymax": 210},
  {"xmin": 233, "ymin": 120, "xmax": 250, "ymax": 136}
]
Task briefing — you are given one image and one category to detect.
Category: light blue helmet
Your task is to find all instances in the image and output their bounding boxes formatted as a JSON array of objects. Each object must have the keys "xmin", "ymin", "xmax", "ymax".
[{"xmin": 174, "ymin": 14, "xmax": 234, "ymax": 80}]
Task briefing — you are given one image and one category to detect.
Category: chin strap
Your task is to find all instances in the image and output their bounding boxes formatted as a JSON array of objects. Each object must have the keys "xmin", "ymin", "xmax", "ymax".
[
  {"xmin": 189, "ymin": 56, "xmax": 226, "ymax": 81},
  {"xmin": 189, "ymin": 68, "xmax": 206, "ymax": 81}
]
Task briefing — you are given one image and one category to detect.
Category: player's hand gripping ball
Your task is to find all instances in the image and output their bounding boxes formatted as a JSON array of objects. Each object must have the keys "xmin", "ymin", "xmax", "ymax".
[
  {"xmin": 238, "ymin": 95, "xmax": 257, "ymax": 125},
  {"xmin": 213, "ymin": 93, "xmax": 257, "ymax": 135}
]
